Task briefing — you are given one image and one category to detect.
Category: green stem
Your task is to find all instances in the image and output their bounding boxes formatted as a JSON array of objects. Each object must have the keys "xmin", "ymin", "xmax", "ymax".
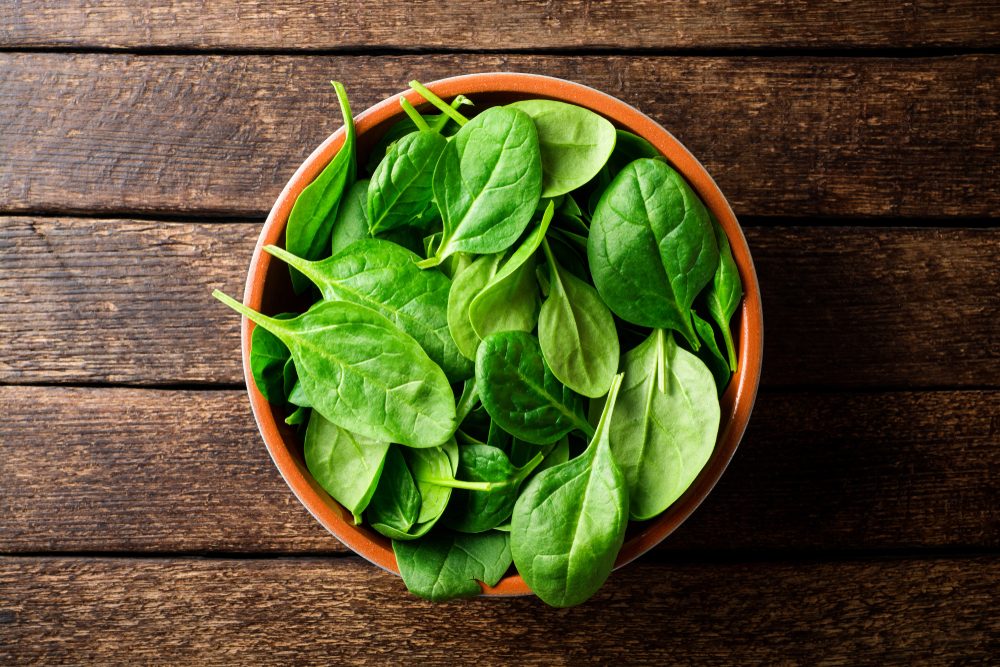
[
  {"xmin": 455, "ymin": 430, "xmax": 487, "ymax": 447},
  {"xmin": 655, "ymin": 329, "xmax": 667, "ymax": 393},
  {"xmin": 516, "ymin": 452, "xmax": 545, "ymax": 480},
  {"xmin": 455, "ymin": 379, "xmax": 479, "ymax": 425},
  {"xmin": 330, "ymin": 81, "xmax": 354, "ymax": 130},
  {"xmin": 421, "ymin": 477, "xmax": 496, "ymax": 492},
  {"xmin": 400, "ymin": 98, "xmax": 432, "ymax": 132},
  {"xmin": 416, "ymin": 254, "xmax": 442, "ymax": 269},
  {"xmin": 573, "ymin": 414, "xmax": 597, "ymax": 439},
  {"xmin": 263, "ymin": 244, "xmax": 321, "ymax": 287},
  {"xmin": 212, "ymin": 290, "xmax": 287, "ymax": 339},
  {"xmin": 429, "ymin": 95, "xmax": 471, "ymax": 133},
  {"xmin": 409, "ymin": 80, "xmax": 469, "ymax": 126},
  {"xmin": 722, "ymin": 326, "xmax": 738, "ymax": 373}
]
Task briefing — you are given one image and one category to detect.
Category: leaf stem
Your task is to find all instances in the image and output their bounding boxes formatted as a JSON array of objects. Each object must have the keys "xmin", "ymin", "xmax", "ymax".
[
  {"xmin": 399, "ymin": 98, "xmax": 432, "ymax": 132},
  {"xmin": 655, "ymin": 329, "xmax": 667, "ymax": 393},
  {"xmin": 263, "ymin": 244, "xmax": 321, "ymax": 287},
  {"xmin": 429, "ymin": 95, "xmax": 472, "ymax": 133},
  {"xmin": 416, "ymin": 255, "xmax": 442, "ymax": 269},
  {"xmin": 455, "ymin": 379, "xmax": 479, "ymax": 424},
  {"xmin": 211, "ymin": 290, "xmax": 287, "ymax": 339},
  {"xmin": 330, "ymin": 81, "xmax": 354, "ymax": 131},
  {"xmin": 421, "ymin": 477, "xmax": 496, "ymax": 492},
  {"xmin": 722, "ymin": 326, "xmax": 738, "ymax": 372},
  {"xmin": 409, "ymin": 80, "xmax": 469, "ymax": 126}
]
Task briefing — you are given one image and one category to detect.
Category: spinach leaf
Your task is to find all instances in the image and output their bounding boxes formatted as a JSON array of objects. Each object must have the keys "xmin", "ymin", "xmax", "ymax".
[
  {"xmin": 691, "ymin": 310, "xmax": 732, "ymax": 395},
  {"xmin": 508, "ymin": 99, "xmax": 616, "ymax": 198},
  {"xmin": 609, "ymin": 330, "xmax": 719, "ymax": 520},
  {"xmin": 393, "ymin": 530, "xmax": 511, "ymax": 601},
  {"xmin": 425, "ymin": 106, "xmax": 542, "ymax": 265},
  {"xmin": 588, "ymin": 158, "xmax": 719, "ymax": 348},
  {"xmin": 287, "ymin": 379, "xmax": 312, "ymax": 408},
  {"xmin": 442, "ymin": 444, "xmax": 544, "ymax": 533},
  {"xmin": 468, "ymin": 202, "xmax": 554, "ymax": 340},
  {"xmin": 264, "ymin": 240, "xmax": 472, "ymax": 383},
  {"xmin": 364, "ymin": 96, "xmax": 471, "ymax": 174},
  {"xmin": 584, "ymin": 129, "xmax": 664, "ymax": 217},
  {"xmin": 249, "ymin": 312, "xmax": 296, "ymax": 402},
  {"xmin": 286, "ymin": 81, "xmax": 356, "ymax": 293},
  {"xmin": 396, "ymin": 445, "xmax": 455, "ymax": 538},
  {"xmin": 330, "ymin": 179, "xmax": 370, "ymax": 255},
  {"xmin": 447, "ymin": 253, "xmax": 502, "ymax": 360},
  {"xmin": 213, "ymin": 292, "xmax": 456, "ymax": 448},
  {"xmin": 476, "ymin": 331, "xmax": 594, "ymax": 445},
  {"xmin": 282, "ymin": 356, "xmax": 297, "ymax": 398},
  {"xmin": 368, "ymin": 131, "xmax": 449, "ymax": 234},
  {"xmin": 304, "ymin": 410, "xmax": 390, "ymax": 523},
  {"xmin": 703, "ymin": 220, "xmax": 742, "ymax": 371},
  {"xmin": 538, "ymin": 238, "xmax": 619, "ymax": 398},
  {"xmin": 368, "ymin": 446, "xmax": 422, "ymax": 538},
  {"xmin": 511, "ymin": 373, "xmax": 628, "ymax": 607}
]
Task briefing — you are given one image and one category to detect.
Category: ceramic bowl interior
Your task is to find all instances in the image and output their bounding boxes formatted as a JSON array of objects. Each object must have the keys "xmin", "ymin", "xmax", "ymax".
[{"xmin": 242, "ymin": 73, "xmax": 763, "ymax": 596}]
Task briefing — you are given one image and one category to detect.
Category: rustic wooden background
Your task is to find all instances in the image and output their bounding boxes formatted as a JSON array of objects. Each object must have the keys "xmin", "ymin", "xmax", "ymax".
[{"xmin": 1, "ymin": 2, "xmax": 998, "ymax": 664}]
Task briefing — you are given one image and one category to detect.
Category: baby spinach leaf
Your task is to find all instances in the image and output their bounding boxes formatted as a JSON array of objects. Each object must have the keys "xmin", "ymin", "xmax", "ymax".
[
  {"xmin": 511, "ymin": 373, "xmax": 629, "ymax": 607},
  {"xmin": 468, "ymin": 202, "xmax": 554, "ymax": 340},
  {"xmin": 447, "ymin": 253, "xmax": 503, "ymax": 360},
  {"xmin": 588, "ymin": 158, "xmax": 719, "ymax": 348},
  {"xmin": 364, "ymin": 96, "xmax": 471, "ymax": 174},
  {"xmin": 368, "ymin": 131, "xmax": 449, "ymax": 235},
  {"xmin": 282, "ymin": 356, "xmax": 297, "ymax": 398},
  {"xmin": 691, "ymin": 310, "xmax": 732, "ymax": 395},
  {"xmin": 538, "ymin": 238, "xmax": 619, "ymax": 398},
  {"xmin": 393, "ymin": 445, "xmax": 455, "ymax": 539},
  {"xmin": 442, "ymin": 444, "xmax": 544, "ymax": 534},
  {"xmin": 330, "ymin": 179, "xmax": 370, "ymax": 255},
  {"xmin": 508, "ymin": 99, "xmax": 616, "ymax": 198},
  {"xmin": 304, "ymin": 410, "xmax": 390, "ymax": 522},
  {"xmin": 286, "ymin": 81, "xmax": 356, "ymax": 293},
  {"xmin": 212, "ymin": 292, "xmax": 456, "ymax": 448},
  {"xmin": 264, "ymin": 240, "xmax": 472, "ymax": 383},
  {"xmin": 249, "ymin": 312, "xmax": 296, "ymax": 402},
  {"xmin": 559, "ymin": 193, "xmax": 585, "ymax": 219},
  {"xmin": 368, "ymin": 446, "xmax": 422, "ymax": 538},
  {"xmin": 287, "ymin": 379, "xmax": 312, "ymax": 408},
  {"xmin": 476, "ymin": 331, "xmax": 594, "ymax": 445},
  {"xmin": 426, "ymin": 106, "xmax": 542, "ymax": 265},
  {"xmin": 703, "ymin": 220, "xmax": 742, "ymax": 371},
  {"xmin": 393, "ymin": 530, "xmax": 511, "ymax": 601},
  {"xmin": 609, "ymin": 330, "xmax": 720, "ymax": 521}
]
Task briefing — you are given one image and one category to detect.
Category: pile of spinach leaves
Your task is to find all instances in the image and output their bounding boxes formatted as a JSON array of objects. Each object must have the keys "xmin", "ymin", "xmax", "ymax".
[{"xmin": 213, "ymin": 80, "xmax": 742, "ymax": 607}]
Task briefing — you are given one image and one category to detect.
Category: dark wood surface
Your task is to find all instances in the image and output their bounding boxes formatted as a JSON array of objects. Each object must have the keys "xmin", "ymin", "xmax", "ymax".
[
  {"xmin": 1, "ymin": 2, "xmax": 997, "ymax": 664},
  {"xmin": 1, "ymin": 54, "xmax": 997, "ymax": 218}
]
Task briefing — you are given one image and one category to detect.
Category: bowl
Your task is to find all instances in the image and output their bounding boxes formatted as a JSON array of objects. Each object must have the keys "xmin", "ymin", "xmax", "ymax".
[{"xmin": 241, "ymin": 73, "xmax": 763, "ymax": 596}]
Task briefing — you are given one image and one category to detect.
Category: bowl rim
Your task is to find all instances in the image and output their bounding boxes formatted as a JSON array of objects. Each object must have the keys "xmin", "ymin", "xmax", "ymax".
[{"xmin": 241, "ymin": 72, "xmax": 763, "ymax": 596}]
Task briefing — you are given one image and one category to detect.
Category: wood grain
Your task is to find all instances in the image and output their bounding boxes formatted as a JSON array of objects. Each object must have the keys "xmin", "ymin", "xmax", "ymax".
[
  {"xmin": 1, "ymin": 556, "xmax": 996, "ymax": 664},
  {"xmin": 3, "ymin": 218, "xmax": 997, "ymax": 388},
  {"xmin": 0, "ymin": 54, "xmax": 996, "ymax": 218},
  {"xmin": 3, "ymin": 1, "xmax": 998, "ymax": 50},
  {"xmin": 1, "ymin": 386, "xmax": 996, "ymax": 553}
]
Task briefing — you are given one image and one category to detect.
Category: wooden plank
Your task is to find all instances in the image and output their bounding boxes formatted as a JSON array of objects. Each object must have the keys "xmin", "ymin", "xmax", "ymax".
[
  {"xmin": 3, "ymin": 218, "xmax": 997, "ymax": 388},
  {"xmin": 1, "ymin": 556, "xmax": 996, "ymax": 663},
  {"xmin": 1, "ymin": 386, "xmax": 996, "ymax": 553},
  {"xmin": 3, "ymin": 1, "xmax": 998, "ymax": 50},
  {"xmin": 0, "ymin": 54, "xmax": 996, "ymax": 218}
]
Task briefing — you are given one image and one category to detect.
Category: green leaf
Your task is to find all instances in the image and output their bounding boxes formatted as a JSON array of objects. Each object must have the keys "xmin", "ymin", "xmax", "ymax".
[
  {"xmin": 368, "ymin": 447, "xmax": 422, "ymax": 538},
  {"xmin": 609, "ymin": 330, "xmax": 720, "ymax": 521},
  {"xmin": 538, "ymin": 238, "xmax": 619, "ymax": 398},
  {"xmin": 286, "ymin": 379, "xmax": 311, "ymax": 408},
  {"xmin": 703, "ymin": 220, "xmax": 743, "ymax": 371},
  {"xmin": 508, "ymin": 99, "xmax": 616, "ymax": 198},
  {"xmin": 476, "ymin": 331, "xmax": 593, "ymax": 445},
  {"xmin": 330, "ymin": 179, "xmax": 370, "ymax": 256},
  {"xmin": 286, "ymin": 81, "xmax": 356, "ymax": 293},
  {"xmin": 304, "ymin": 410, "xmax": 389, "ymax": 519},
  {"xmin": 429, "ymin": 106, "xmax": 542, "ymax": 263},
  {"xmin": 691, "ymin": 310, "xmax": 732, "ymax": 395},
  {"xmin": 364, "ymin": 96, "xmax": 471, "ymax": 174},
  {"xmin": 442, "ymin": 444, "xmax": 543, "ymax": 533},
  {"xmin": 213, "ymin": 292, "xmax": 456, "ymax": 448},
  {"xmin": 284, "ymin": 406, "xmax": 309, "ymax": 427},
  {"xmin": 249, "ymin": 312, "xmax": 296, "ymax": 402},
  {"xmin": 511, "ymin": 374, "xmax": 629, "ymax": 607},
  {"xmin": 393, "ymin": 531, "xmax": 511, "ymax": 601},
  {"xmin": 447, "ymin": 253, "xmax": 503, "ymax": 360},
  {"xmin": 468, "ymin": 202, "xmax": 555, "ymax": 340},
  {"xmin": 368, "ymin": 131, "xmax": 449, "ymax": 234},
  {"xmin": 588, "ymin": 158, "xmax": 719, "ymax": 348},
  {"xmin": 264, "ymin": 239, "xmax": 472, "ymax": 383},
  {"xmin": 404, "ymin": 445, "xmax": 455, "ymax": 527}
]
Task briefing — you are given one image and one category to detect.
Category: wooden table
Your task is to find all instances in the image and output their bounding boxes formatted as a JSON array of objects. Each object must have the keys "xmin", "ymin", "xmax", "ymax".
[{"xmin": 2, "ymin": 2, "xmax": 998, "ymax": 663}]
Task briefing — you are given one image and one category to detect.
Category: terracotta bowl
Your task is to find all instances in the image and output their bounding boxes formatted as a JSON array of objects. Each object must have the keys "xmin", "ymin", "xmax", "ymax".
[{"xmin": 242, "ymin": 73, "xmax": 763, "ymax": 596}]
